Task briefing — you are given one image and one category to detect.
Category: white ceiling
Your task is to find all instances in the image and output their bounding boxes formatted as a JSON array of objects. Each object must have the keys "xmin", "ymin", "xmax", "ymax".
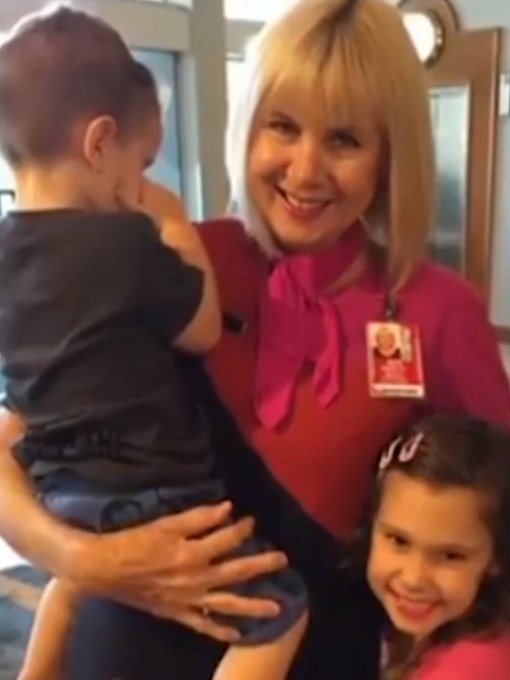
[{"xmin": 224, "ymin": 0, "xmax": 400, "ymax": 21}]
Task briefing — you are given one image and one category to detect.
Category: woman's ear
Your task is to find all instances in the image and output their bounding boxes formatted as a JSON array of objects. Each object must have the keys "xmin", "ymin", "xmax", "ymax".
[{"xmin": 82, "ymin": 115, "xmax": 118, "ymax": 173}]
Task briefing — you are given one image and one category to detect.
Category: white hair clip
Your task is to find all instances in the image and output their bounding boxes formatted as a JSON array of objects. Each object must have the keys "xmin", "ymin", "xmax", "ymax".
[
  {"xmin": 378, "ymin": 432, "xmax": 424, "ymax": 472},
  {"xmin": 378, "ymin": 436, "xmax": 403, "ymax": 471},
  {"xmin": 399, "ymin": 432, "xmax": 424, "ymax": 462}
]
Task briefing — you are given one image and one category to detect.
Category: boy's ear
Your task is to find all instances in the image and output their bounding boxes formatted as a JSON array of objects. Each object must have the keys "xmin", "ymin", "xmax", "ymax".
[{"xmin": 82, "ymin": 116, "xmax": 118, "ymax": 172}]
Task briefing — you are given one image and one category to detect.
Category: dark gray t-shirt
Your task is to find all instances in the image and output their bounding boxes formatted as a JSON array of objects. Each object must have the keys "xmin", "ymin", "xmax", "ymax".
[{"xmin": 0, "ymin": 209, "xmax": 214, "ymax": 490}]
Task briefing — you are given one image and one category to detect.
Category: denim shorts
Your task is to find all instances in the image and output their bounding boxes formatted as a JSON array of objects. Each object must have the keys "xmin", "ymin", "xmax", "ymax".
[{"xmin": 41, "ymin": 472, "xmax": 307, "ymax": 645}]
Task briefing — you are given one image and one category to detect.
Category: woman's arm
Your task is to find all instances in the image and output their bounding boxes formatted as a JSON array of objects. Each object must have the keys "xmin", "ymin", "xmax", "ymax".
[
  {"xmin": 0, "ymin": 411, "xmax": 88, "ymax": 577},
  {"xmin": 432, "ymin": 286, "xmax": 510, "ymax": 426},
  {"xmin": 0, "ymin": 409, "xmax": 286, "ymax": 641}
]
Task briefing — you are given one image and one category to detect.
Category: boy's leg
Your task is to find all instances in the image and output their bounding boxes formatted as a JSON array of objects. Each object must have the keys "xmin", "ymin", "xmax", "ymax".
[
  {"xmin": 213, "ymin": 611, "xmax": 308, "ymax": 680},
  {"xmin": 17, "ymin": 578, "xmax": 79, "ymax": 680},
  {"xmin": 200, "ymin": 487, "xmax": 309, "ymax": 680}
]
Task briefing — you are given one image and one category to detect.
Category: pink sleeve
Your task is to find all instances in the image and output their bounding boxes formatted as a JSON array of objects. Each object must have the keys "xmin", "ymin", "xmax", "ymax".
[
  {"xmin": 429, "ymin": 286, "xmax": 510, "ymax": 427},
  {"xmin": 414, "ymin": 640, "xmax": 510, "ymax": 680}
]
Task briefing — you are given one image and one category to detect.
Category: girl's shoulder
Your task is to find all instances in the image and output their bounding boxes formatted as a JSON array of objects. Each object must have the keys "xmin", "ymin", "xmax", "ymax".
[{"xmin": 411, "ymin": 631, "xmax": 510, "ymax": 680}]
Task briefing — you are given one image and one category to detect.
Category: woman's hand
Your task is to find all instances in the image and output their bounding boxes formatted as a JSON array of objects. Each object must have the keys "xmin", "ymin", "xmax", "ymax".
[{"xmin": 70, "ymin": 502, "xmax": 287, "ymax": 643}]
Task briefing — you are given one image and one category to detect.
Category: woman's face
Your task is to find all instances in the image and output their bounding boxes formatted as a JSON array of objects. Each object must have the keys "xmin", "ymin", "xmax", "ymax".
[
  {"xmin": 247, "ymin": 88, "xmax": 383, "ymax": 253},
  {"xmin": 376, "ymin": 327, "xmax": 398, "ymax": 358}
]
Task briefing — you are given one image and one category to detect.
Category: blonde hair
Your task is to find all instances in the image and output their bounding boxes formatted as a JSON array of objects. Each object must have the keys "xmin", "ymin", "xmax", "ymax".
[{"xmin": 226, "ymin": 0, "xmax": 436, "ymax": 288}]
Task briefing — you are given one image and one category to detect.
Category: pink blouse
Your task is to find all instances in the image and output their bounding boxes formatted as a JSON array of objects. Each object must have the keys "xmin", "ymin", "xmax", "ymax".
[{"xmin": 410, "ymin": 632, "xmax": 510, "ymax": 680}]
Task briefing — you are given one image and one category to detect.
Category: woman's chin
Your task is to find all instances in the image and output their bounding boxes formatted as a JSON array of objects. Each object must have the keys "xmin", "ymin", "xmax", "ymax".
[
  {"xmin": 267, "ymin": 210, "xmax": 354, "ymax": 254},
  {"xmin": 271, "ymin": 228, "xmax": 341, "ymax": 254}
]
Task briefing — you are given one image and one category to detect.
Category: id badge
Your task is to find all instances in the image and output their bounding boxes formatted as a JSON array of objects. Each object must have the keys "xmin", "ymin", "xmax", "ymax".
[{"xmin": 367, "ymin": 322, "xmax": 425, "ymax": 399}]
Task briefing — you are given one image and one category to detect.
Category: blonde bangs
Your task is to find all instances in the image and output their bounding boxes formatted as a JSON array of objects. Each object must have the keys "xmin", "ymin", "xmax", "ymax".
[{"xmin": 255, "ymin": 8, "xmax": 385, "ymax": 134}]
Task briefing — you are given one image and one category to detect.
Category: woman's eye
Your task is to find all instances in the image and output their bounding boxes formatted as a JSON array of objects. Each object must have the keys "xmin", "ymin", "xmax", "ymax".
[
  {"xmin": 329, "ymin": 131, "xmax": 360, "ymax": 148},
  {"xmin": 267, "ymin": 119, "xmax": 297, "ymax": 136}
]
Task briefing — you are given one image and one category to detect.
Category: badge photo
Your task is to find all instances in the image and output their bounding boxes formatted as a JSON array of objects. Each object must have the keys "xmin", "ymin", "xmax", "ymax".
[{"xmin": 366, "ymin": 322, "xmax": 425, "ymax": 399}]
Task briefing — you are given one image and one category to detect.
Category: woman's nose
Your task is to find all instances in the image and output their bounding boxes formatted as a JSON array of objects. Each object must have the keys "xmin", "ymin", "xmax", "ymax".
[{"xmin": 286, "ymin": 136, "xmax": 326, "ymax": 187}]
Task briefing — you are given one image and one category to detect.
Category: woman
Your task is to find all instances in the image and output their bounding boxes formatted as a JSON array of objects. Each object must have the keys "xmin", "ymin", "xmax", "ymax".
[{"xmin": 0, "ymin": 1, "xmax": 509, "ymax": 679}]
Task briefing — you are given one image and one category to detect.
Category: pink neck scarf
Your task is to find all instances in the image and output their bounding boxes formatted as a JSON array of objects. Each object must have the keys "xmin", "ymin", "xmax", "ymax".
[{"xmin": 254, "ymin": 223, "xmax": 367, "ymax": 430}]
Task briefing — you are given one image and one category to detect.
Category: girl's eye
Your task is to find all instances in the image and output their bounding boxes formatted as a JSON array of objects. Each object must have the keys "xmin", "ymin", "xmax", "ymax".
[
  {"xmin": 440, "ymin": 551, "xmax": 467, "ymax": 563},
  {"xmin": 385, "ymin": 532, "xmax": 409, "ymax": 549}
]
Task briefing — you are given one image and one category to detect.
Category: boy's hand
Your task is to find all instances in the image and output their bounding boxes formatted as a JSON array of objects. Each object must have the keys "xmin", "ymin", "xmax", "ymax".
[
  {"xmin": 116, "ymin": 177, "xmax": 221, "ymax": 352},
  {"xmin": 113, "ymin": 176, "xmax": 143, "ymax": 213},
  {"xmin": 115, "ymin": 177, "xmax": 185, "ymax": 230}
]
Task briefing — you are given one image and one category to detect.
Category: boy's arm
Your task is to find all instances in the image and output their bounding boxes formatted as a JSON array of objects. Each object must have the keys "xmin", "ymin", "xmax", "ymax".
[
  {"xmin": 17, "ymin": 579, "xmax": 78, "ymax": 680},
  {"xmin": 140, "ymin": 181, "xmax": 221, "ymax": 354}
]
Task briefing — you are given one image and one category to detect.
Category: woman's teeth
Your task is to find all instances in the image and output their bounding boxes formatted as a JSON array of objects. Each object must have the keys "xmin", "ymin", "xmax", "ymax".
[{"xmin": 280, "ymin": 190, "xmax": 328, "ymax": 209}]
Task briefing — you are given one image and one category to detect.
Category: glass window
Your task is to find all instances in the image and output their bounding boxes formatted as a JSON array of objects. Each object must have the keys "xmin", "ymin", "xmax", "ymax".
[
  {"xmin": 133, "ymin": 49, "xmax": 184, "ymax": 194},
  {"xmin": 0, "ymin": 159, "xmax": 14, "ymax": 217},
  {"xmin": 0, "ymin": 31, "xmax": 14, "ymax": 216},
  {"xmin": 428, "ymin": 86, "xmax": 469, "ymax": 272}
]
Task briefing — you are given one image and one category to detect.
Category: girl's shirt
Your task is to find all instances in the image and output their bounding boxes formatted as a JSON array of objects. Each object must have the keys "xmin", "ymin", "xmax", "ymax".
[{"xmin": 410, "ymin": 632, "xmax": 510, "ymax": 680}]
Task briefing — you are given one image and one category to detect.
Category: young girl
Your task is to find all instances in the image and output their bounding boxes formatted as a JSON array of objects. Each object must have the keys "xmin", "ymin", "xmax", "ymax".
[{"xmin": 367, "ymin": 413, "xmax": 510, "ymax": 680}]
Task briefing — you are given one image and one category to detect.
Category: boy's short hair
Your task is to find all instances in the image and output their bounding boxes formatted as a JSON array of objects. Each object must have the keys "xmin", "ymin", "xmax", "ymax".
[{"xmin": 0, "ymin": 3, "xmax": 159, "ymax": 167}]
